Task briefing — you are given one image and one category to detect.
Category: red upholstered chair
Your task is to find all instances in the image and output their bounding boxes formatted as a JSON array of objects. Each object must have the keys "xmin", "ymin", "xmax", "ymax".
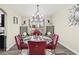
[
  {"xmin": 15, "ymin": 35, "xmax": 28, "ymax": 50},
  {"xmin": 17, "ymin": 34, "xmax": 22, "ymax": 41},
  {"xmin": 28, "ymin": 41, "xmax": 46, "ymax": 55},
  {"xmin": 46, "ymin": 34, "xmax": 59, "ymax": 54}
]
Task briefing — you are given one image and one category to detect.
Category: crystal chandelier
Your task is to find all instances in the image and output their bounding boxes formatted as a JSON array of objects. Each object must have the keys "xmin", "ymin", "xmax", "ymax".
[
  {"xmin": 31, "ymin": 5, "xmax": 43, "ymax": 21},
  {"xmin": 69, "ymin": 4, "xmax": 79, "ymax": 26},
  {"xmin": 30, "ymin": 5, "xmax": 44, "ymax": 28}
]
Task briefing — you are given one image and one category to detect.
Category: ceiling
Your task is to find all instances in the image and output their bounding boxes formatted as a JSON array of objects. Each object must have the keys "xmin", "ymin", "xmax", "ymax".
[{"xmin": 5, "ymin": 4, "xmax": 71, "ymax": 17}]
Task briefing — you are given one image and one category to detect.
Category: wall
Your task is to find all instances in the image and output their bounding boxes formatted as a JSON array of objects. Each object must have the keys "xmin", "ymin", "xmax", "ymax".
[
  {"xmin": 0, "ymin": 5, "xmax": 21, "ymax": 50},
  {"xmin": 20, "ymin": 16, "xmax": 53, "ymax": 35},
  {"xmin": 53, "ymin": 4, "xmax": 79, "ymax": 54}
]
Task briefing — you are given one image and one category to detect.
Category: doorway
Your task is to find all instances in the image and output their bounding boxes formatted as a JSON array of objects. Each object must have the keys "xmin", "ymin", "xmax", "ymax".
[{"xmin": 0, "ymin": 8, "xmax": 7, "ymax": 51}]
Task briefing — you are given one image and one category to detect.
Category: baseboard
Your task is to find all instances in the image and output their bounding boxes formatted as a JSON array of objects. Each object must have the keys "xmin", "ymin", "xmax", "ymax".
[
  {"xmin": 59, "ymin": 41, "xmax": 79, "ymax": 55},
  {"xmin": 6, "ymin": 42, "xmax": 15, "ymax": 51}
]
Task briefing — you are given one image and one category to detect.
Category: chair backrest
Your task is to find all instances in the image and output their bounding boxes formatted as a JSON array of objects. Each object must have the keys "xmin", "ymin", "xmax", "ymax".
[
  {"xmin": 15, "ymin": 36, "xmax": 22, "ymax": 50},
  {"xmin": 51, "ymin": 34, "xmax": 59, "ymax": 49},
  {"xmin": 28, "ymin": 41, "xmax": 46, "ymax": 55},
  {"xmin": 17, "ymin": 34, "xmax": 23, "ymax": 41}
]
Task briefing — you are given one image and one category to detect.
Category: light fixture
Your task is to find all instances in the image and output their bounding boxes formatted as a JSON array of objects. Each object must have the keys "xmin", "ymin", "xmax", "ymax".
[
  {"xmin": 30, "ymin": 5, "xmax": 44, "ymax": 28},
  {"xmin": 69, "ymin": 4, "xmax": 79, "ymax": 26}
]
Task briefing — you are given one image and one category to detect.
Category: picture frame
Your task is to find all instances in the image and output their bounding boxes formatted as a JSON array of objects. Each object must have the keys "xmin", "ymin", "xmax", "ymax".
[{"xmin": 13, "ymin": 16, "xmax": 18, "ymax": 24}]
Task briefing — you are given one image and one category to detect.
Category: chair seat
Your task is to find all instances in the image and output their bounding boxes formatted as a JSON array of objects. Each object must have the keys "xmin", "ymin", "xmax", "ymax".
[{"xmin": 21, "ymin": 42, "xmax": 28, "ymax": 49}]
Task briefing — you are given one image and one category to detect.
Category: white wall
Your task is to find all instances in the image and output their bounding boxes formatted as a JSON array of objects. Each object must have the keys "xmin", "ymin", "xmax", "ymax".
[
  {"xmin": 20, "ymin": 16, "xmax": 53, "ymax": 35},
  {"xmin": 53, "ymin": 4, "xmax": 79, "ymax": 54},
  {"xmin": 0, "ymin": 5, "xmax": 21, "ymax": 50}
]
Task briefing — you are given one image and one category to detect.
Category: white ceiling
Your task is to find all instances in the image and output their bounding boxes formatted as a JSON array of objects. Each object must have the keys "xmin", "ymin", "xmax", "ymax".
[{"xmin": 5, "ymin": 4, "xmax": 71, "ymax": 16}]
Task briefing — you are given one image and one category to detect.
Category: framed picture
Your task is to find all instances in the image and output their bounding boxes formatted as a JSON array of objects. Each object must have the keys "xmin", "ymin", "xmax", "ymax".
[
  {"xmin": 16, "ymin": 17, "xmax": 18, "ymax": 24},
  {"xmin": 13, "ymin": 16, "xmax": 18, "ymax": 24}
]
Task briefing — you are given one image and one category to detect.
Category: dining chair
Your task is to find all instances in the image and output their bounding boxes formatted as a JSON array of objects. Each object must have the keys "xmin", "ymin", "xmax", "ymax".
[
  {"xmin": 28, "ymin": 41, "xmax": 46, "ymax": 55},
  {"xmin": 17, "ymin": 34, "xmax": 23, "ymax": 41},
  {"xmin": 15, "ymin": 35, "xmax": 28, "ymax": 50},
  {"xmin": 46, "ymin": 34, "xmax": 59, "ymax": 54}
]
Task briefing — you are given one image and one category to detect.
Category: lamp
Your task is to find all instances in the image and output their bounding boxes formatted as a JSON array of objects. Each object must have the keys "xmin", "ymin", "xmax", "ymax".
[{"xmin": 69, "ymin": 4, "xmax": 79, "ymax": 26}]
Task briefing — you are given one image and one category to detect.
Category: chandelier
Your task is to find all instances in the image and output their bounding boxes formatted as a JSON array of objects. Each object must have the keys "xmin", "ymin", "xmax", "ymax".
[
  {"xmin": 30, "ymin": 5, "xmax": 44, "ymax": 28},
  {"xmin": 69, "ymin": 4, "xmax": 79, "ymax": 26},
  {"xmin": 32, "ymin": 5, "xmax": 43, "ymax": 20}
]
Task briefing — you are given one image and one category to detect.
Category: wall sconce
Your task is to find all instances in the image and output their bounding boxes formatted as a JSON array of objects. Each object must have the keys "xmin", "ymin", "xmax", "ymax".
[
  {"xmin": 47, "ymin": 19, "xmax": 52, "ymax": 24},
  {"xmin": 47, "ymin": 20, "xmax": 50, "ymax": 23}
]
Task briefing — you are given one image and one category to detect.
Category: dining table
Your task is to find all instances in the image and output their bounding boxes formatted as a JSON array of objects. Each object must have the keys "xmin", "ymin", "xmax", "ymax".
[
  {"xmin": 22, "ymin": 35, "xmax": 52, "ymax": 44},
  {"xmin": 21, "ymin": 35, "xmax": 52, "ymax": 55}
]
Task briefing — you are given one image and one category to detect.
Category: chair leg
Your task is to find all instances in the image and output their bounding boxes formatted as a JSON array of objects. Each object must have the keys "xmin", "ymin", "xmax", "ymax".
[
  {"xmin": 51, "ymin": 49, "xmax": 56, "ymax": 55},
  {"xmin": 18, "ymin": 49, "xmax": 22, "ymax": 54},
  {"xmin": 54, "ymin": 49, "xmax": 56, "ymax": 55},
  {"xmin": 51, "ymin": 49, "xmax": 54, "ymax": 54}
]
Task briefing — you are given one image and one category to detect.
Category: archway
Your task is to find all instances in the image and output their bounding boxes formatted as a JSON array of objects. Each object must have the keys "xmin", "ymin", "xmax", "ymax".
[{"xmin": 0, "ymin": 8, "xmax": 7, "ymax": 51}]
